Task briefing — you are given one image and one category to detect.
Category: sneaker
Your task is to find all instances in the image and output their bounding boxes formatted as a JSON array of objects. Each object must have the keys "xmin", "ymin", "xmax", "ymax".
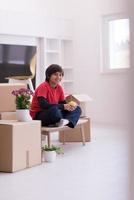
[{"xmin": 56, "ymin": 119, "xmax": 69, "ymax": 127}]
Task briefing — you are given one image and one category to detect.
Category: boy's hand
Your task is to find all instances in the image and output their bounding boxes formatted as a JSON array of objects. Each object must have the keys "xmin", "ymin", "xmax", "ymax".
[
  {"xmin": 68, "ymin": 101, "xmax": 77, "ymax": 107},
  {"xmin": 64, "ymin": 102, "xmax": 77, "ymax": 111}
]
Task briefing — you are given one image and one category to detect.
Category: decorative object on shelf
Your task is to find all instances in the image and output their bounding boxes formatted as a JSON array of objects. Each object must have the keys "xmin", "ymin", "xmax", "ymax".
[
  {"xmin": 12, "ymin": 88, "xmax": 33, "ymax": 122},
  {"xmin": 42, "ymin": 145, "xmax": 63, "ymax": 162}
]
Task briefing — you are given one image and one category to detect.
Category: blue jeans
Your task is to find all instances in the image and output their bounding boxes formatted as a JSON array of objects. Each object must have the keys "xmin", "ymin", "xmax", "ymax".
[{"xmin": 35, "ymin": 106, "xmax": 81, "ymax": 128}]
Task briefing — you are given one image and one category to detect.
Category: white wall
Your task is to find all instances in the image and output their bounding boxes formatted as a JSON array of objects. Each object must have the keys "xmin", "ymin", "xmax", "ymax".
[
  {"xmin": 0, "ymin": 0, "xmax": 39, "ymax": 13},
  {"xmin": 63, "ymin": 0, "xmax": 129, "ymax": 126},
  {"xmin": 0, "ymin": 0, "xmax": 129, "ymax": 125},
  {"xmin": 0, "ymin": 0, "xmax": 69, "ymax": 17},
  {"xmin": 128, "ymin": 0, "xmax": 134, "ymax": 198}
]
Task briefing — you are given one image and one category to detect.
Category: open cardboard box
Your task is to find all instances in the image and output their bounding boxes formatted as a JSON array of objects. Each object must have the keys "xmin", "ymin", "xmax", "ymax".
[
  {"xmin": 0, "ymin": 120, "xmax": 41, "ymax": 172},
  {"xmin": 66, "ymin": 94, "xmax": 92, "ymax": 117}
]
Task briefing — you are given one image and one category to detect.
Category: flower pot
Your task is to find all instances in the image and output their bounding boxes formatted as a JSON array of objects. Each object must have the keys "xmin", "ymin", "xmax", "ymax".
[
  {"xmin": 16, "ymin": 109, "xmax": 32, "ymax": 122},
  {"xmin": 44, "ymin": 151, "xmax": 57, "ymax": 162}
]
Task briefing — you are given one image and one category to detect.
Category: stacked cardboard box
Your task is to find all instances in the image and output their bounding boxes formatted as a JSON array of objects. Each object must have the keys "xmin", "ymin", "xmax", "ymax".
[
  {"xmin": 0, "ymin": 120, "xmax": 41, "ymax": 172},
  {"xmin": 0, "ymin": 83, "xmax": 26, "ymax": 120},
  {"xmin": 0, "ymin": 112, "xmax": 17, "ymax": 120},
  {"xmin": 0, "ymin": 84, "xmax": 42, "ymax": 173}
]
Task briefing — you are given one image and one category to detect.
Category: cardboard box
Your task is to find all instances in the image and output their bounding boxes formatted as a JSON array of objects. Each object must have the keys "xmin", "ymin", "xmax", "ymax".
[
  {"xmin": 59, "ymin": 117, "xmax": 91, "ymax": 142},
  {"xmin": 65, "ymin": 94, "xmax": 92, "ymax": 117},
  {"xmin": 0, "ymin": 120, "xmax": 41, "ymax": 172},
  {"xmin": 0, "ymin": 83, "xmax": 26, "ymax": 112},
  {"xmin": 0, "ymin": 112, "xmax": 17, "ymax": 120}
]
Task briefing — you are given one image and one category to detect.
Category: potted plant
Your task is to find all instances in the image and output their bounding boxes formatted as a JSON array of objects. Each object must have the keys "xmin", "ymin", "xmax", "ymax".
[
  {"xmin": 12, "ymin": 88, "xmax": 33, "ymax": 121},
  {"xmin": 42, "ymin": 145, "xmax": 63, "ymax": 162}
]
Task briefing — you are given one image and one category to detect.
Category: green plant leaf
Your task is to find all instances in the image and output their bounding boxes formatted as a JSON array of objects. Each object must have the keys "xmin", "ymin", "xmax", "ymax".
[{"xmin": 42, "ymin": 145, "xmax": 64, "ymax": 154}]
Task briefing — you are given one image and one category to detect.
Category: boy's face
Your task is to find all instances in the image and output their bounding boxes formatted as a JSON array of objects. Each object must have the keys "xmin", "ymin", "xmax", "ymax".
[{"xmin": 49, "ymin": 71, "xmax": 63, "ymax": 86}]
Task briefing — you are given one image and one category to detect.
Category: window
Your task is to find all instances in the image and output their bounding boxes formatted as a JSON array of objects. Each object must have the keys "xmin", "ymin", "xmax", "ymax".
[{"xmin": 101, "ymin": 14, "xmax": 130, "ymax": 73}]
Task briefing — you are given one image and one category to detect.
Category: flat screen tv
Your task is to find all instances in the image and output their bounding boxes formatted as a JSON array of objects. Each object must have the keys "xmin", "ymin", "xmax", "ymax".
[{"xmin": 0, "ymin": 44, "xmax": 36, "ymax": 87}]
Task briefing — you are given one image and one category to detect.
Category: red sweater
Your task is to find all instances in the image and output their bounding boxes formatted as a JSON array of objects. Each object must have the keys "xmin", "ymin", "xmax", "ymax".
[{"xmin": 30, "ymin": 81, "xmax": 65, "ymax": 119}]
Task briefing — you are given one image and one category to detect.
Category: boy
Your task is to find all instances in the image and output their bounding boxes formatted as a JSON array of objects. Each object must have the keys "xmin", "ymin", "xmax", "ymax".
[{"xmin": 30, "ymin": 64, "xmax": 81, "ymax": 128}]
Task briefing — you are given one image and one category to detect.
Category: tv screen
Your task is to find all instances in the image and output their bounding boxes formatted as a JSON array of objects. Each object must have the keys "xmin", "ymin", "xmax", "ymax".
[{"xmin": 0, "ymin": 44, "xmax": 36, "ymax": 86}]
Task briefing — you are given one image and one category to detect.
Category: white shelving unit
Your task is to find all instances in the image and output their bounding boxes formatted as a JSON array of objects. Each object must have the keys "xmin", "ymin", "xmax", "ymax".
[
  {"xmin": 44, "ymin": 38, "xmax": 60, "ymax": 66},
  {"xmin": 44, "ymin": 37, "xmax": 74, "ymax": 94}
]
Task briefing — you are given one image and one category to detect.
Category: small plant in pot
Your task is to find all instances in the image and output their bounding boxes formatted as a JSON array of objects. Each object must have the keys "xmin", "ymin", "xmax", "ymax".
[
  {"xmin": 11, "ymin": 88, "xmax": 33, "ymax": 121},
  {"xmin": 12, "ymin": 88, "xmax": 33, "ymax": 109},
  {"xmin": 42, "ymin": 145, "xmax": 63, "ymax": 162}
]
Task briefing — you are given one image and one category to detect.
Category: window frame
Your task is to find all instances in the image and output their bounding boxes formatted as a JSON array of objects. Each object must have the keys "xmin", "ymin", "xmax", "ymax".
[{"xmin": 100, "ymin": 13, "xmax": 130, "ymax": 74}]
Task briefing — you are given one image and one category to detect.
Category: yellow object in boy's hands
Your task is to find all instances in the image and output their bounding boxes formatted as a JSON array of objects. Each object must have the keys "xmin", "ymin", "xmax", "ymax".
[{"xmin": 68, "ymin": 101, "xmax": 77, "ymax": 107}]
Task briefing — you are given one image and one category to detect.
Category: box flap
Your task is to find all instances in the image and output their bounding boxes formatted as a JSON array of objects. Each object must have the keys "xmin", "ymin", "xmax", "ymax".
[{"xmin": 66, "ymin": 94, "xmax": 92, "ymax": 103}]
